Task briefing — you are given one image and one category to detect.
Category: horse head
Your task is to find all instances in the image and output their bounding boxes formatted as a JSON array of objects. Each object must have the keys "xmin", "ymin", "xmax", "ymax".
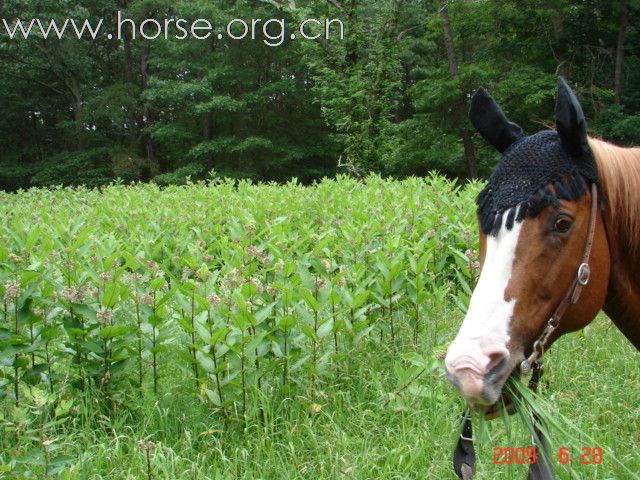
[{"xmin": 445, "ymin": 78, "xmax": 611, "ymax": 405}]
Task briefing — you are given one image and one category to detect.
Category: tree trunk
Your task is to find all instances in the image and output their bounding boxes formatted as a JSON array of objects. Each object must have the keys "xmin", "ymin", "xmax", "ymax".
[
  {"xmin": 345, "ymin": 0, "xmax": 358, "ymax": 65},
  {"xmin": 140, "ymin": 45, "xmax": 158, "ymax": 177},
  {"xmin": 201, "ymin": 112, "xmax": 214, "ymax": 169},
  {"xmin": 461, "ymin": 130, "xmax": 477, "ymax": 179},
  {"xmin": 439, "ymin": 0, "xmax": 478, "ymax": 179},
  {"xmin": 614, "ymin": 0, "xmax": 628, "ymax": 105},
  {"xmin": 67, "ymin": 77, "xmax": 84, "ymax": 151},
  {"xmin": 119, "ymin": 0, "xmax": 138, "ymax": 148},
  {"xmin": 123, "ymin": 28, "xmax": 138, "ymax": 147},
  {"xmin": 439, "ymin": 1, "xmax": 458, "ymax": 79},
  {"xmin": 201, "ymin": 39, "xmax": 215, "ymax": 170}
]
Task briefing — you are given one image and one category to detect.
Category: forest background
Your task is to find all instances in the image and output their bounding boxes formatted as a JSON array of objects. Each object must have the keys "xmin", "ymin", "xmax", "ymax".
[{"xmin": 1, "ymin": 0, "xmax": 638, "ymax": 190}]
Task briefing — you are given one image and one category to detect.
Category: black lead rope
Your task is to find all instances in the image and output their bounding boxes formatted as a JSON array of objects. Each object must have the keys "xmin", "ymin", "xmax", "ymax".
[
  {"xmin": 453, "ymin": 364, "xmax": 554, "ymax": 480},
  {"xmin": 453, "ymin": 411, "xmax": 475, "ymax": 480}
]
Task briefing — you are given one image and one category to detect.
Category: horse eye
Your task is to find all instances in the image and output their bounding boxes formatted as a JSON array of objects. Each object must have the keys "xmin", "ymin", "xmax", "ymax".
[{"xmin": 553, "ymin": 216, "xmax": 573, "ymax": 233}]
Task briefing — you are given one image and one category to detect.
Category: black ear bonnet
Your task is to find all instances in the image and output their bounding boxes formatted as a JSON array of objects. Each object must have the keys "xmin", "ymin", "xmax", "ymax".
[{"xmin": 471, "ymin": 77, "xmax": 599, "ymax": 236}]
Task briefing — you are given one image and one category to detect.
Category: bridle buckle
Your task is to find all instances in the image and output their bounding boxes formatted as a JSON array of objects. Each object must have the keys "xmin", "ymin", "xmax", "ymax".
[{"xmin": 577, "ymin": 263, "xmax": 590, "ymax": 286}]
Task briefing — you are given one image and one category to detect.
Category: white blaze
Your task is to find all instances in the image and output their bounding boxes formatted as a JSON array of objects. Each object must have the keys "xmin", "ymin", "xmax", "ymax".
[{"xmin": 445, "ymin": 215, "xmax": 522, "ymax": 372}]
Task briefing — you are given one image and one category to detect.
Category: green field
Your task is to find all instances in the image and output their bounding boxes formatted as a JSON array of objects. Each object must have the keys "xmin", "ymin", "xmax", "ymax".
[{"xmin": 0, "ymin": 176, "xmax": 638, "ymax": 479}]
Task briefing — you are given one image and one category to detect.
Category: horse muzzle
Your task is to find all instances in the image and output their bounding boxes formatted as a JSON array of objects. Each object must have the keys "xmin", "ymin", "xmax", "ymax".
[{"xmin": 444, "ymin": 345, "xmax": 513, "ymax": 405}]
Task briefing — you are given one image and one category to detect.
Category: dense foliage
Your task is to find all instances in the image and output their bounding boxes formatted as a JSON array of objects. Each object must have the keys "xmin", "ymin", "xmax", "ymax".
[
  {"xmin": 1, "ymin": 0, "xmax": 639, "ymax": 190},
  {"xmin": 0, "ymin": 174, "xmax": 478, "ymax": 474}
]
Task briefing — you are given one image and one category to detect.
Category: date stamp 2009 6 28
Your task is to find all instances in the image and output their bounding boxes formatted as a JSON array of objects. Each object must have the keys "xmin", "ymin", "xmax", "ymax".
[{"xmin": 492, "ymin": 446, "xmax": 603, "ymax": 466}]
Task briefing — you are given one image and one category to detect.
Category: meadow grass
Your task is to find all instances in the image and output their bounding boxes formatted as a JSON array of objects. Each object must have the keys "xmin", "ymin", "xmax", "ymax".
[
  {"xmin": 3, "ymin": 312, "xmax": 634, "ymax": 480},
  {"xmin": 0, "ymin": 177, "xmax": 638, "ymax": 479}
]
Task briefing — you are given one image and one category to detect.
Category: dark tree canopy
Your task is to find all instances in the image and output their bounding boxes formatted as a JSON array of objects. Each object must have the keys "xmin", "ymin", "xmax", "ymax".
[{"xmin": 1, "ymin": 0, "xmax": 639, "ymax": 190}]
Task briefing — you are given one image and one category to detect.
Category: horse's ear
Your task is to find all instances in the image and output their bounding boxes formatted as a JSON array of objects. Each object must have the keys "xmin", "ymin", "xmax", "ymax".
[
  {"xmin": 555, "ymin": 77, "xmax": 590, "ymax": 157},
  {"xmin": 469, "ymin": 87, "xmax": 523, "ymax": 153}
]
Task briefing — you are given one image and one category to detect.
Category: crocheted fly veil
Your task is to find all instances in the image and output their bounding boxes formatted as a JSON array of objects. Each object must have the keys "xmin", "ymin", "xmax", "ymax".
[{"xmin": 470, "ymin": 77, "xmax": 599, "ymax": 236}]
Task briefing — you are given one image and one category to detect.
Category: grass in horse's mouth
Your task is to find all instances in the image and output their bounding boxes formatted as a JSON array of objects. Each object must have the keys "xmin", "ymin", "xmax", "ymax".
[{"xmin": 471, "ymin": 368, "xmax": 521, "ymax": 419}]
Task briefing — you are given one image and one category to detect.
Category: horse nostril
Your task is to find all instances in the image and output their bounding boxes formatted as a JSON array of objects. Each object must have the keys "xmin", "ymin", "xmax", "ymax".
[{"xmin": 484, "ymin": 347, "xmax": 509, "ymax": 373}]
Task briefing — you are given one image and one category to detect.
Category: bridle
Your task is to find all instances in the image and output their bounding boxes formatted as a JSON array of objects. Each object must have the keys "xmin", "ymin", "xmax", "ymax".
[
  {"xmin": 520, "ymin": 182, "xmax": 599, "ymax": 374},
  {"xmin": 453, "ymin": 182, "xmax": 602, "ymax": 480}
]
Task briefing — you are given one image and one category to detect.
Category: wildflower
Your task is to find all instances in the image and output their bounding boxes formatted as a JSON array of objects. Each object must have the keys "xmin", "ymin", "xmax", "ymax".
[
  {"xmin": 197, "ymin": 239, "xmax": 206, "ymax": 249},
  {"xmin": 33, "ymin": 307, "xmax": 45, "ymax": 318},
  {"xmin": 338, "ymin": 276, "xmax": 347, "ymax": 287},
  {"xmin": 97, "ymin": 308, "xmax": 113, "ymax": 325},
  {"xmin": 61, "ymin": 286, "xmax": 85, "ymax": 303},
  {"xmin": 181, "ymin": 267, "xmax": 192, "ymax": 281},
  {"xmin": 315, "ymin": 277, "xmax": 327, "ymax": 290},
  {"xmin": 247, "ymin": 245, "xmax": 260, "ymax": 259},
  {"xmin": 322, "ymin": 259, "xmax": 331, "ymax": 272},
  {"xmin": 147, "ymin": 260, "xmax": 158, "ymax": 271},
  {"xmin": 219, "ymin": 284, "xmax": 231, "ymax": 300},
  {"xmin": 138, "ymin": 293, "xmax": 154, "ymax": 306},
  {"xmin": 203, "ymin": 254, "xmax": 214, "ymax": 263},
  {"xmin": 50, "ymin": 250, "xmax": 61, "ymax": 259},
  {"xmin": 261, "ymin": 256, "xmax": 271, "ymax": 268},
  {"xmin": 123, "ymin": 272, "xmax": 143, "ymax": 284},
  {"xmin": 207, "ymin": 293, "xmax": 221, "ymax": 307},
  {"xmin": 266, "ymin": 286, "xmax": 277, "ymax": 296},
  {"xmin": 100, "ymin": 370, "xmax": 111, "ymax": 387},
  {"xmin": 274, "ymin": 260, "xmax": 284, "ymax": 274},
  {"xmin": 465, "ymin": 249, "xmax": 475, "ymax": 260},
  {"xmin": 249, "ymin": 277, "xmax": 264, "ymax": 294},
  {"xmin": 8, "ymin": 253, "xmax": 23, "ymax": 263},
  {"xmin": 99, "ymin": 272, "xmax": 113, "ymax": 283},
  {"xmin": 3, "ymin": 281, "xmax": 20, "ymax": 302}
]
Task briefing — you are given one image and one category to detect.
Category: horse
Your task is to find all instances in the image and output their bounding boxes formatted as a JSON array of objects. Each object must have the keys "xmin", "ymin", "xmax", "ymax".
[{"xmin": 444, "ymin": 77, "xmax": 640, "ymax": 478}]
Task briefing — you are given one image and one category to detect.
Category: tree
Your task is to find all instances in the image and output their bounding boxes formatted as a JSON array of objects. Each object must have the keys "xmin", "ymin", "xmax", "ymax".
[{"xmin": 438, "ymin": 0, "xmax": 476, "ymax": 178}]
